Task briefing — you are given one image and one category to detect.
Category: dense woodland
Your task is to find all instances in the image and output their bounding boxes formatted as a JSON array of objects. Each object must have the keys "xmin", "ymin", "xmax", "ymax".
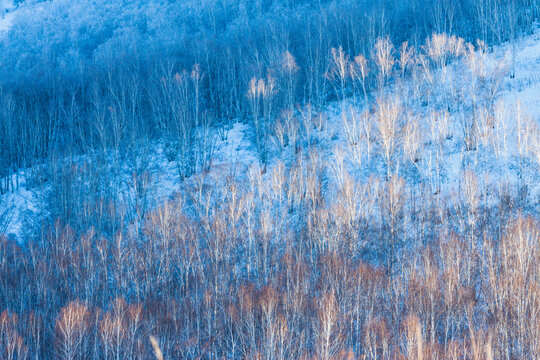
[{"xmin": 0, "ymin": 0, "xmax": 539, "ymax": 359}]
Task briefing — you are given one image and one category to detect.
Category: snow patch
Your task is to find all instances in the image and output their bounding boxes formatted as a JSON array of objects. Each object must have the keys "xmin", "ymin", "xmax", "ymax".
[
  {"xmin": 0, "ymin": 1, "xmax": 15, "ymax": 33},
  {"xmin": 0, "ymin": 186, "xmax": 39, "ymax": 241}
]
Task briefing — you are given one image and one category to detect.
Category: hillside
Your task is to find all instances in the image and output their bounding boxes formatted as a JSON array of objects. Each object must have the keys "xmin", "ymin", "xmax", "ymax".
[
  {"xmin": 0, "ymin": 2, "xmax": 539, "ymax": 359},
  {"xmin": 2, "ymin": 27, "xmax": 539, "ymax": 241}
]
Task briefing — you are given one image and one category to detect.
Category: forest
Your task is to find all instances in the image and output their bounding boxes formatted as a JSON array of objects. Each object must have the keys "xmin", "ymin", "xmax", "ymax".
[{"xmin": 0, "ymin": 0, "xmax": 539, "ymax": 359}]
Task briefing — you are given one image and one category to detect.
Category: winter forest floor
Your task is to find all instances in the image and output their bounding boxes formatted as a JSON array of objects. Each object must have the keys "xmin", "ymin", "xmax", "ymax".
[{"xmin": 2, "ymin": 26, "xmax": 539, "ymax": 242}]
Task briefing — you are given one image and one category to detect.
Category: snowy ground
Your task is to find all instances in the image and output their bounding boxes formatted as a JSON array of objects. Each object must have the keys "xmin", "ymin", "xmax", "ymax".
[
  {"xmin": 0, "ymin": 0, "xmax": 15, "ymax": 33},
  {"xmin": 1, "ymin": 26, "xmax": 539, "ymax": 241},
  {"xmin": 501, "ymin": 32, "xmax": 540, "ymax": 117},
  {"xmin": 0, "ymin": 183, "xmax": 39, "ymax": 241}
]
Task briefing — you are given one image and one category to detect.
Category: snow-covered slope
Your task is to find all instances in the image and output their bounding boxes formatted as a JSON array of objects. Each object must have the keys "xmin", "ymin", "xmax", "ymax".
[
  {"xmin": 0, "ymin": 0, "xmax": 15, "ymax": 33},
  {"xmin": 501, "ymin": 33, "xmax": 540, "ymax": 118},
  {"xmin": 1, "ymin": 27, "xmax": 539, "ymax": 241},
  {"xmin": 0, "ymin": 184, "xmax": 38, "ymax": 241}
]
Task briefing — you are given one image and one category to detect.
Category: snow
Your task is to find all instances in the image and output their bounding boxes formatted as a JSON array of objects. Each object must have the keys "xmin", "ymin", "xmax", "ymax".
[
  {"xmin": 211, "ymin": 122, "xmax": 259, "ymax": 176},
  {"xmin": 500, "ymin": 30, "xmax": 540, "ymax": 119},
  {"xmin": 0, "ymin": 0, "xmax": 15, "ymax": 33},
  {"xmin": 1, "ymin": 26, "xmax": 539, "ymax": 242},
  {"xmin": 0, "ymin": 179, "xmax": 40, "ymax": 241}
]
